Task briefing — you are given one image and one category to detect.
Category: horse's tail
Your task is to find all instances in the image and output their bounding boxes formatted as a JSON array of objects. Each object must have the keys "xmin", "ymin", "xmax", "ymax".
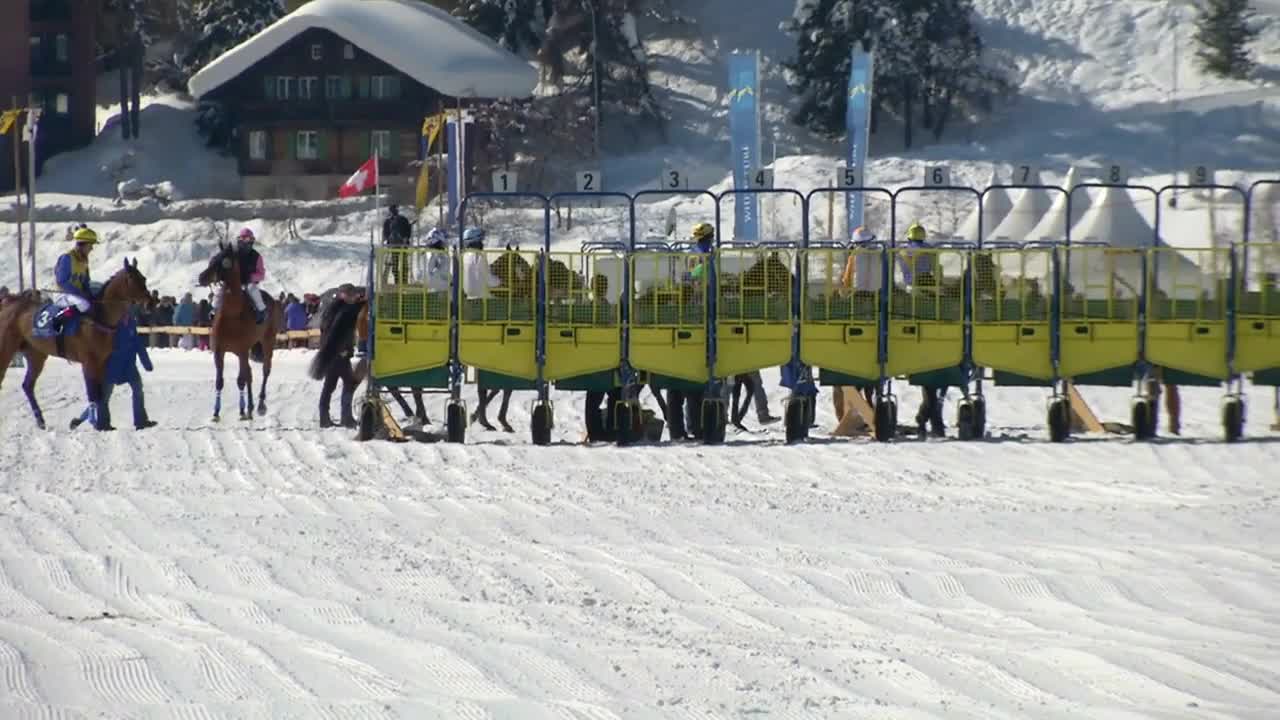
[{"xmin": 307, "ymin": 301, "xmax": 363, "ymax": 381}]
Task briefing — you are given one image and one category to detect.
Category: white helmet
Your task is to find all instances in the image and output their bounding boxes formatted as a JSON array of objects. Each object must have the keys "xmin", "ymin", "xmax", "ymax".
[
  {"xmin": 426, "ymin": 227, "xmax": 447, "ymax": 245},
  {"xmin": 463, "ymin": 227, "xmax": 485, "ymax": 247},
  {"xmin": 851, "ymin": 225, "xmax": 876, "ymax": 244}
]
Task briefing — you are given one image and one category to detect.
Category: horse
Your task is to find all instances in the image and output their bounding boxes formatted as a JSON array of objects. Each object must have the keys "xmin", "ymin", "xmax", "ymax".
[
  {"xmin": 0, "ymin": 259, "xmax": 152, "ymax": 430},
  {"xmin": 196, "ymin": 241, "xmax": 284, "ymax": 421}
]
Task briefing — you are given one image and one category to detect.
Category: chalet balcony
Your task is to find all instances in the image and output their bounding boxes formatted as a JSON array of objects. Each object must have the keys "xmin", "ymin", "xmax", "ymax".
[{"xmin": 237, "ymin": 99, "xmax": 427, "ymax": 127}]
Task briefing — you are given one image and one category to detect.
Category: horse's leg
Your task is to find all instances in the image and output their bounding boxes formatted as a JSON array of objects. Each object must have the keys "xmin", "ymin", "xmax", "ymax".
[
  {"xmin": 498, "ymin": 389, "xmax": 514, "ymax": 433},
  {"xmin": 257, "ymin": 343, "xmax": 273, "ymax": 416},
  {"xmin": 82, "ymin": 362, "xmax": 110, "ymax": 431},
  {"xmin": 413, "ymin": 388, "xmax": 429, "ymax": 425},
  {"xmin": 471, "ymin": 387, "xmax": 496, "ymax": 430},
  {"xmin": 339, "ymin": 360, "xmax": 358, "ymax": 428},
  {"xmin": 213, "ymin": 349, "xmax": 226, "ymax": 421},
  {"xmin": 21, "ymin": 352, "xmax": 48, "ymax": 430},
  {"xmin": 237, "ymin": 353, "xmax": 252, "ymax": 421}
]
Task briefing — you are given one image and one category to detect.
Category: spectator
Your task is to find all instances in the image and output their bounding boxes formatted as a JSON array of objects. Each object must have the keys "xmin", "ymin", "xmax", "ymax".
[
  {"xmin": 285, "ymin": 293, "xmax": 309, "ymax": 348},
  {"xmin": 196, "ymin": 298, "xmax": 211, "ymax": 350},
  {"xmin": 174, "ymin": 292, "xmax": 196, "ymax": 350},
  {"xmin": 152, "ymin": 296, "xmax": 174, "ymax": 349}
]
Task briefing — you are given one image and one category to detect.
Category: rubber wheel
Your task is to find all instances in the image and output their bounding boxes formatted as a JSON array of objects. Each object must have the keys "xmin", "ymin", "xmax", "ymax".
[
  {"xmin": 973, "ymin": 398, "xmax": 986, "ymax": 438},
  {"xmin": 956, "ymin": 402, "xmax": 974, "ymax": 441},
  {"xmin": 532, "ymin": 403, "xmax": 553, "ymax": 446},
  {"xmin": 1048, "ymin": 398, "xmax": 1068, "ymax": 443},
  {"xmin": 1223, "ymin": 398, "xmax": 1244, "ymax": 443},
  {"xmin": 701, "ymin": 400, "xmax": 726, "ymax": 446},
  {"xmin": 446, "ymin": 402, "xmax": 466, "ymax": 444},
  {"xmin": 1131, "ymin": 400, "xmax": 1151, "ymax": 441},
  {"xmin": 785, "ymin": 397, "xmax": 806, "ymax": 444},
  {"xmin": 874, "ymin": 399, "xmax": 894, "ymax": 443},
  {"xmin": 616, "ymin": 402, "xmax": 642, "ymax": 447},
  {"xmin": 356, "ymin": 401, "xmax": 377, "ymax": 442}
]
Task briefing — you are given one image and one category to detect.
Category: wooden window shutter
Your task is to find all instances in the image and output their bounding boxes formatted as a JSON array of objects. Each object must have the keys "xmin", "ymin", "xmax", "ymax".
[
  {"xmin": 317, "ymin": 130, "xmax": 327, "ymax": 159},
  {"xmin": 390, "ymin": 75, "xmax": 401, "ymax": 98},
  {"xmin": 357, "ymin": 130, "xmax": 369, "ymax": 159},
  {"xmin": 264, "ymin": 76, "xmax": 276, "ymax": 100},
  {"xmin": 342, "ymin": 76, "xmax": 352, "ymax": 99},
  {"xmin": 357, "ymin": 76, "xmax": 370, "ymax": 99}
]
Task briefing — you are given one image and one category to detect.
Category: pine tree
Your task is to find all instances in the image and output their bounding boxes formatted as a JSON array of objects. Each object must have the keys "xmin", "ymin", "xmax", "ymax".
[
  {"xmin": 1194, "ymin": 0, "xmax": 1260, "ymax": 80},
  {"xmin": 176, "ymin": 0, "xmax": 286, "ymax": 80},
  {"xmin": 783, "ymin": 0, "xmax": 1009, "ymax": 147}
]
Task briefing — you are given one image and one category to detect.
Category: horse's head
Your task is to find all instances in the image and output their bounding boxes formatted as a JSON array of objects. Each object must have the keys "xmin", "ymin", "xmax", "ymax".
[
  {"xmin": 104, "ymin": 258, "xmax": 151, "ymax": 305},
  {"xmin": 198, "ymin": 241, "xmax": 239, "ymax": 287}
]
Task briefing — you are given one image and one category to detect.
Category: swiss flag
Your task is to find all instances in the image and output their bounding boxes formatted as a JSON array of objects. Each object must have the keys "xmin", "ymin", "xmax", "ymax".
[{"xmin": 338, "ymin": 155, "xmax": 378, "ymax": 198}]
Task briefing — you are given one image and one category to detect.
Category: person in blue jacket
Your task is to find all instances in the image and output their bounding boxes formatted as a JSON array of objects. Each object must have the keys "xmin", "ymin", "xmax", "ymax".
[{"xmin": 71, "ymin": 305, "xmax": 157, "ymax": 431}]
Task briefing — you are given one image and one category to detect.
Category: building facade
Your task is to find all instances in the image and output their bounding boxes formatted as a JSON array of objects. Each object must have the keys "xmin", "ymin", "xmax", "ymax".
[
  {"xmin": 203, "ymin": 27, "xmax": 486, "ymax": 203},
  {"xmin": 0, "ymin": 0, "xmax": 99, "ymax": 192}
]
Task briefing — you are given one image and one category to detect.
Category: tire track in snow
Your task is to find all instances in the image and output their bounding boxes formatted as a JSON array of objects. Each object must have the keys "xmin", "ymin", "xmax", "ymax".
[{"xmin": 80, "ymin": 653, "xmax": 173, "ymax": 705}]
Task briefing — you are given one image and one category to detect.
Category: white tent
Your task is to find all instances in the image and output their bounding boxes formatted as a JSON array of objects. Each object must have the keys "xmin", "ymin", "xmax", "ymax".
[
  {"xmin": 986, "ymin": 168, "xmax": 1056, "ymax": 243},
  {"xmin": 1025, "ymin": 166, "xmax": 1090, "ymax": 243},
  {"xmin": 189, "ymin": 0, "xmax": 538, "ymax": 99},
  {"xmin": 956, "ymin": 167, "xmax": 1012, "ymax": 243},
  {"xmin": 1067, "ymin": 185, "xmax": 1212, "ymax": 299}
]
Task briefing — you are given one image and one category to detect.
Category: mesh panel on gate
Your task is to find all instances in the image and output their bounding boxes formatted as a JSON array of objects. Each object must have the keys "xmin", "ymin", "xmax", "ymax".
[
  {"xmin": 546, "ymin": 252, "xmax": 620, "ymax": 326},
  {"xmin": 888, "ymin": 247, "xmax": 964, "ymax": 321},
  {"xmin": 1060, "ymin": 247, "xmax": 1141, "ymax": 321},
  {"xmin": 802, "ymin": 248, "xmax": 881, "ymax": 322},
  {"xmin": 972, "ymin": 248, "xmax": 1053, "ymax": 323},
  {"xmin": 631, "ymin": 252, "xmax": 706, "ymax": 327},
  {"xmin": 717, "ymin": 248, "xmax": 793, "ymax": 322}
]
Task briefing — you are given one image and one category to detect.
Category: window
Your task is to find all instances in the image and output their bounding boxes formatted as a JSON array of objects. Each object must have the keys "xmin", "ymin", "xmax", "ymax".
[
  {"xmin": 343, "ymin": 43, "xmax": 355, "ymax": 60},
  {"xmin": 371, "ymin": 130, "xmax": 392, "ymax": 159},
  {"xmin": 55, "ymin": 93, "xmax": 68, "ymax": 114},
  {"xmin": 296, "ymin": 131, "xmax": 320, "ymax": 160},
  {"xmin": 275, "ymin": 76, "xmax": 293, "ymax": 100},
  {"xmin": 298, "ymin": 76, "xmax": 319, "ymax": 100},
  {"xmin": 249, "ymin": 130, "xmax": 267, "ymax": 160},
  {"xmin": 29, "ymin": 36, "xmax": 41, "ymax": 65},
  {"xmin": 325, "ymin": 75, "xmax": 345, "ymax": 99},
  {"xmin": 55, "ymin": 34, "xmax": 68, "ymax": 62},
  {"xmin": 370, "ymin": 75, "xmax": 400, "ymax": 100},
  {"xmin": 310, "ymin": 43, "xmax": 323, "ymax": 60}
]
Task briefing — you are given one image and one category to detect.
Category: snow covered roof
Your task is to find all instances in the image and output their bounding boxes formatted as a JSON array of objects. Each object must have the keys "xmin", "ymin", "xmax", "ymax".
[
  {"xmin": 188, "ymin": 0, "xmax": 538, "ymax": 100},
  {"xmin": 1026, "ymin": 167, "xmax": 1090, "ymax": 243},
  {"xmin": 987, "ymin": 168, "xmax": 1056, "ymax": 243}
]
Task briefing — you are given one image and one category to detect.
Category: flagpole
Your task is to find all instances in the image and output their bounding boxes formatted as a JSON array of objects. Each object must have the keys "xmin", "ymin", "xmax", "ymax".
[
  {"xmin": 26, "ymin": 106, "xmax": 39, "ymax": 293},
  {"xmin": 10, "ymin": 99, "xmax": 24, "ymax": 292}
]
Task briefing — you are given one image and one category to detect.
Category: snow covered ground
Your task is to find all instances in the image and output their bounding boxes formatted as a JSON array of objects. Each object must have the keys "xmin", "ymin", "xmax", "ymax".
[{"xmin": 0, "ymin": 351, "xmax": 1278, "ymax": 719}]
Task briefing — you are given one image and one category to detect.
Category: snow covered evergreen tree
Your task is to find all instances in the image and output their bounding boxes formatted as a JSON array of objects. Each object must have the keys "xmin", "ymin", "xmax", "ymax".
[
  {"xmin": 176, "ymin": 0, "xmax": 285, "ymax": 80},
  {"xmin": 451, "ymin": 0, "xmax": 548, "ymax": 54},
  {"xmin": 783, "ymin": 0, "xmax": 1009, "ymax": 147},
  {"xmin": 1194, "ymin": 0, "xmax": 1261, "ymax": 80}
]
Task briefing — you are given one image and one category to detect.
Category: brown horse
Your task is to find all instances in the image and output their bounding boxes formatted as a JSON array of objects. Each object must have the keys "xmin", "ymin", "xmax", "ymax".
[
  {"xmin": 196, "ymin": 241, "xmax": 283, "ymax": 421},
  {"xmin": 0, "ymin": 259, "xmax": 152, "ymax": 430}
]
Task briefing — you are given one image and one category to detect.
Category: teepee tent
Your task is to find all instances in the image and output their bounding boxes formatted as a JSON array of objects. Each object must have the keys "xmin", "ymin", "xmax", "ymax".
[
  {"xmin": 1067, "ymin": 185, "xmax": 1210, "ymax": 299},
  {"xmin": 956, "ymin": 167, "xmax": 1012, "ymax": 242},
  {"xmin": 987, "ymin": 168, "xmax": 1056, "ymax": 243},
  {"xmin": 1026, "ymin": 166, "xmax": 1090, "ymax": 243}
]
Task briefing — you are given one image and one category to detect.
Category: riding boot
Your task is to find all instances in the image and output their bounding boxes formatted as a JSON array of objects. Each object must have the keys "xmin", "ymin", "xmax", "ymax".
[{"xmin": 319, "ymin": 404, "xmax": 335, "ymax": 428}]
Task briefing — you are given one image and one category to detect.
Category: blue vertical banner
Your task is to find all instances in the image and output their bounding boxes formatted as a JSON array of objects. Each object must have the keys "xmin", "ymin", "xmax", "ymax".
[
  {"xmin": 727, "ymin": 51, "xmax": 761, "ymax": 241},
  {"xmin": 845, "ymin": 46, "xmax": 875, "ymax": 234},
  {"xmin": 446, "ymin": 116, "xmax": 471, "ymax": 226}
]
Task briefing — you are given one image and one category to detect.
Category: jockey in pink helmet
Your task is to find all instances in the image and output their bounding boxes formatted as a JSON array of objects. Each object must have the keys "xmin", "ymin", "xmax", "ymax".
[{"xmin": 214, "ymin": 227, "xmax": 268, "ymax": 323}]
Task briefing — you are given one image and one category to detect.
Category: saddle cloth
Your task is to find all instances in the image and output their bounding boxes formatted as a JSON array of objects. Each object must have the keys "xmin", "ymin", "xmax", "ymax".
[{"xmin": 32, "ymin": 298, "xmax": 84, "ymax": 338}]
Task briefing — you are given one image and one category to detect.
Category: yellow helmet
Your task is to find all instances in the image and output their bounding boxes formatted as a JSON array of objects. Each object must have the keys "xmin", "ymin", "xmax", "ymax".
[
  {"xmin": 906, "ymin": 222, "xmax": 927, "ymax": 242},
  {"xmin": 691, "ymin": 222, "xmax": 714, "ymax": 244},
  {"xmin": 72, "ymin": 227, "xmax": 99, "ymax": 245}
]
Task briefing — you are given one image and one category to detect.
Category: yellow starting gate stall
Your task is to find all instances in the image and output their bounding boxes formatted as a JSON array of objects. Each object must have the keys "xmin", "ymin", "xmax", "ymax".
[
  {"xmin": 1235, "ymin": 242, "xmax": 1280, "ymax": 373},
  {"xmin": 1057, "ymin": 244, "xmax": 1143, "ymax": 383},
  {"xmin": 457, "ymin": 246, "xmax": 540, "ymax": 387},
  {"xmin": 628, "ymin": 248, "xmax": 708, "ymax": 384},
  {"xmin": 1144, "ymin": 246, "xmax": 1233, "ymax": 382},
  {"xmin": 972, "ymin": 243, "xmax": 1056, "ymax": 384},
  {"xmin": 543, "ymin": 245, "xmax": 624, "ymax": 389},
  {"xmin": 799, "ymin": 244, "xmax": 883, "ymax": 387},
  {"xmin": 713, "ymin": 244, "xmax": 795, "ymax": 378},
  {"xmin": 885, "ymin": 244, "xmax": 968, "ymax": 378},
  {"xmin": 371, "ymin": 246, "xmax": 452, "ymax": 387}
]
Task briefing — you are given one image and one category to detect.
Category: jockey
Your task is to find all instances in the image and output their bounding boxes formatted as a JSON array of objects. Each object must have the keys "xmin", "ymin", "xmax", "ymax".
[
  {"xmin": 461, "ymin": 227, "xmax": 500, "ymax": 299},
  {"xmin": 424, "ymin": 227, "xmax": 450, "ymax": 291},
  {"xmin": 687, "ymin": 221, "xmax": 714, "ymax": 280},
  {"xmin": 52, "ymin": 225, "xmax": 98, "ymax": 329},
  {"xmin": 215, "ymin": 227, "xmax": 268, "ymax": 323}
]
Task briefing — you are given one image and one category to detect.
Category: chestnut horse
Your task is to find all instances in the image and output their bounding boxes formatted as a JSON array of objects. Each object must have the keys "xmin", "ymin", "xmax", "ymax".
[
  {"xmin": 0, "ymin": 260, "xmax": 152, "ymax": 429},
  {"xmin": 197, "ymin": 241, "xmax": 283, "ymax": 421}
]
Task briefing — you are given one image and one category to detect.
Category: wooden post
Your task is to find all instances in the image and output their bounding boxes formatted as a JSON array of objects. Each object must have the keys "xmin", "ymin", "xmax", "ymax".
[{"xmin": 11, "ymin": 97, "xmax": 24, "ymax": 291}]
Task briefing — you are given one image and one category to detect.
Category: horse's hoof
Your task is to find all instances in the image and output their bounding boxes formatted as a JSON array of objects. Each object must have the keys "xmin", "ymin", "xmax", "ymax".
[
  {"xmin": 256, "ymin": 404, "xmax": 267, "ymax": 416},
  {"xmin": 239, "ymin": 414, "xmax": 252, "ymax": 422},
  {"xmin": 36, "ymin": 420, "xmax": 47, "ymax": 431},
  {"xmin": 212, "ymin": 416, "xmax": 221, "ymax": 423}
]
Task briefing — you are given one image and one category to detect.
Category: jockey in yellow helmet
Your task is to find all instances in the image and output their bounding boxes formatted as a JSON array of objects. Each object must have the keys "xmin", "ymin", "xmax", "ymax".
[{"xmin": 53, "ymin": 225, "xmax": 99, "ymax": 327}]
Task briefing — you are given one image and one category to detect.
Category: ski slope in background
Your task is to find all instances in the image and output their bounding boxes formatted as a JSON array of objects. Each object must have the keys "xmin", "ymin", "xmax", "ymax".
[{"xmin": 0, "ymin": 351, "xmax": 1278, "ymax": 719}]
